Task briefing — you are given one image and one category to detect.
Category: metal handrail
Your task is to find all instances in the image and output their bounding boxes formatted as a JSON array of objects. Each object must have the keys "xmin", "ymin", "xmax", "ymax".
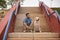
[
  {"xmin": 3, "ymin": 1, "xmax": 20, "ymax": 40},
  {"xmin": 15, "ymin": 1, "xmax": 20, "ymax": 15},
  {"xmin": 42, "ymin": 2, "xmax": 60, "ymax": 23},
  {"xmin": 42, "ymin": 2, "xmax": 50, "ymax": 16},
  {"xmin": 42, "ymin": 2, "xmax": 56, "ymax": 16}
]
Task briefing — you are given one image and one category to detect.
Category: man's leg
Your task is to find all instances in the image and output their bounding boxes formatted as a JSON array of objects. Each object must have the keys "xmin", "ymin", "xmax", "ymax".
[
  {"xmin": 23, "ymin": 26, "xmax": 32, "ymax": 32},
  {"xmin": 23, "ymin": 25, "xmax": 27, "ymax": 32}
]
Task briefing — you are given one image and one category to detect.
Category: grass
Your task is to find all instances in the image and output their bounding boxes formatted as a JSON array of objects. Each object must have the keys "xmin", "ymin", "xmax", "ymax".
[{"xmin": 52, "ymin": 8, "xmax": 60, "ymax": 15}]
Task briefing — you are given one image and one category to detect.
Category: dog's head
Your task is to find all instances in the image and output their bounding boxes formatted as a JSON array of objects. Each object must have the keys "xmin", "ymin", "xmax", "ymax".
[{"xmin": 35, "ymin": 17, "xmax": 40, "ymax": 21}]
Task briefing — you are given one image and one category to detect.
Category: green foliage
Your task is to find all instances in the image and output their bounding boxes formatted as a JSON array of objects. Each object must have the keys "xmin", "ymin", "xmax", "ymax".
[
  {"xmin": 52, "ymin": 8, "xmax": 60, "ymax": 15},
  {"xmin": 0, "ymin": 0, "xmax": 7, "ymax": 8},
  {"xmin": 21, "ymin": 0, "xmax": 24, "ymax": 2},
  {"xmin": 9, "ymin": 0, "xmax": 15, "ymax": 6},
  {"xmin": 21, "ymin": 0, "xmax": 24, "ymax": 5}
]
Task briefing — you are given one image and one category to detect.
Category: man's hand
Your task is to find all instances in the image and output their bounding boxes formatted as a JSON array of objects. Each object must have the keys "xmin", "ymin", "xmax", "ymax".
[{"xmin": 26, "ymin": 26, "xmax": 30, "ymax": 30}]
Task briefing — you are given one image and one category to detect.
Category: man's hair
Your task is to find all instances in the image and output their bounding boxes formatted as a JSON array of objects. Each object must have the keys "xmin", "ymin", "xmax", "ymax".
[{"xmin": 26, "ymin": 13, "xmax": 29, "ymax": 16}]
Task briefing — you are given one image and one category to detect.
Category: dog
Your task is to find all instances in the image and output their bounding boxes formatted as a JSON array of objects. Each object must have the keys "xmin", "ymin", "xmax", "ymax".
[{"xmin": 34, "ymin": 17, "xmax": 41, "ymax": 32}]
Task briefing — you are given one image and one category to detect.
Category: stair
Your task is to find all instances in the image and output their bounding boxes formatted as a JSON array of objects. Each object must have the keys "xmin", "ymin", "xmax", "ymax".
[
  {"xmin": 7, "ymin": 32, "xmax": 60, "ymax": 40},
  {"xmin": 7, "ymin": 7, "xmax": 60, "ymax": 40},
  {"xmin": 14, "ymin": 7, "xmax": 50, "ymax": 32}
]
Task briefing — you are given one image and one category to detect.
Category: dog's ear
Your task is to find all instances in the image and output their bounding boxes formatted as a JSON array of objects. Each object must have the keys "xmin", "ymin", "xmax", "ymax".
[{"xmin": 34, "ymin": 17, "xmax": 40, "ymax": 21}]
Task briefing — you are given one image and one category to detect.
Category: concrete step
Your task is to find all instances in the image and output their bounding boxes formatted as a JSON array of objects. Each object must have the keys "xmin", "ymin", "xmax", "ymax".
[
  {"xmin": 7, "ymin": 38, "xmax": 60, "ymax": 40},
  {"xmin": 14, "ymin": 25, "xmax": 50, "ymax": 32},
  {"xmin": 14, "ymin": 13, "xmax": 50, "ymax": 32},
  {"xmin": 14, "ymin": 7, "xmax": 50, "ymax": 32},
  {"xmin": 8, "ymin": 32, "xmax": 59, "ymax": 38},
  {"xmin": 19, "ymin": 7, "xmax": 40, "ymax": 13}
]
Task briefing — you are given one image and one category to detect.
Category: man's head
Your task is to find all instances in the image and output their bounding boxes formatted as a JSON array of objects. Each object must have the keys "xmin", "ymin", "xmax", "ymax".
[{"xmin": 26, "ymin": 13, "xmax": 30, "ymax": 18}]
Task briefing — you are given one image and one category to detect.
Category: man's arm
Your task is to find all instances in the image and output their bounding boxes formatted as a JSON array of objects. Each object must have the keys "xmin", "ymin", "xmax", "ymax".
[
  {"xmin": 23, "ymin": 18, "xmax": 28, "ymax": 28},
  {"xmin": 30, "ymin": 21, "xmax": 33, "ymax": 27},
  {"xmin": 23, "ymin": 22, "xmax": 28, "ymax": 28},
  {"xmin": 23, "ymin": 22, "xmax": 30, "ymax": 30}
]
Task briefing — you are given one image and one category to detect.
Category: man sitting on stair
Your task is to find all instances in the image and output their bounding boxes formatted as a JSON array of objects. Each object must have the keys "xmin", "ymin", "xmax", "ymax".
[{"xmin": 23, "ymin": 13, "xmax": 33, "ymax": 32}]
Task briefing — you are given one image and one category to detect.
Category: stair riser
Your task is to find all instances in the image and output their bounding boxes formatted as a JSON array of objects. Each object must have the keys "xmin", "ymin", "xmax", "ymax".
[{"xmin": 20, "ymin": 7, "xmax": 40, "ymax": 13}]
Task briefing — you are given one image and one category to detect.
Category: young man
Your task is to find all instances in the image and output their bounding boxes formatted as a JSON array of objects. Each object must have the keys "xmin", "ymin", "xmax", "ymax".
[{"xmin": 23, "ymin": 13, "xmax": 33, "ymax": 32}]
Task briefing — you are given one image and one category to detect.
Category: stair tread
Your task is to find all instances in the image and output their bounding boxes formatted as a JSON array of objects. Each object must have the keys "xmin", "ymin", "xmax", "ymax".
[
  {"xmin": 7, "ymin": 38, "xmax": 60, "ymax": 40},
  {"xmin": 8, "ymin": 32, "xmax": 59, "ymax": 38}
]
